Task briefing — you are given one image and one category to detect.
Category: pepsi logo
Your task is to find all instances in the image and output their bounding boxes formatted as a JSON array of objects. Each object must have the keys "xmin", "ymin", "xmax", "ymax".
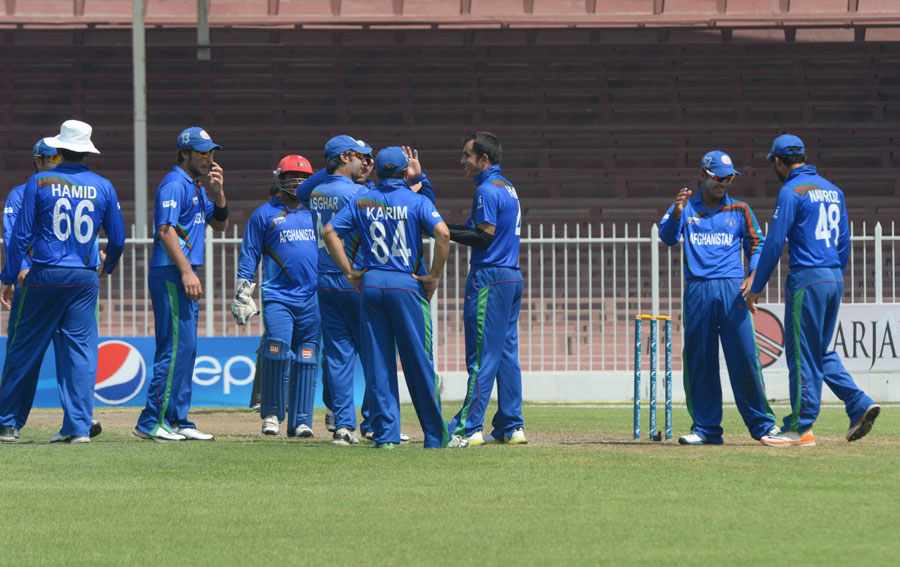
[
  {"xmin": 301, "ymin": 348, "xmax": 313, "ymax": 359},
  {"xmin": 753, "ymin": 308, "xmax": 785, "ymax": 368},
  {"xmin": 95, "ymin": 340, "xmax": 146, "ymax": 405}
]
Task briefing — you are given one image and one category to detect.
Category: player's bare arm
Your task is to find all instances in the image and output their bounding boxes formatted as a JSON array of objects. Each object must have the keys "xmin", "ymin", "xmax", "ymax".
[
  {"xmin": 206, "ymin": 161, "xmax": 228, "ymax": 231},
  {"xmin": 158, "ymin": 224, "xmax": 202, "ymax": 301},
  {"xmin": 672, "ymin": 187, "xmax": 692, "ymax": 221},
  {"xmin": 413, "ymin": 222, "xmax": 449, "ymax": 301}
]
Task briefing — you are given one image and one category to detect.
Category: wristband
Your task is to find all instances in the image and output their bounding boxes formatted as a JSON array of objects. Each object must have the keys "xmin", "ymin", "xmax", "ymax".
[{"xmin": 212, "ymin": 203, "xmax": 229, "ymax": 221}]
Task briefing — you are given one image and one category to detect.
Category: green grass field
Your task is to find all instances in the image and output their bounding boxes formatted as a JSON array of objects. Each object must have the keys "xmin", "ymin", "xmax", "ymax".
[{"xmin": 1, "ymin": 403, "xmax": 898, "ymax": 566}]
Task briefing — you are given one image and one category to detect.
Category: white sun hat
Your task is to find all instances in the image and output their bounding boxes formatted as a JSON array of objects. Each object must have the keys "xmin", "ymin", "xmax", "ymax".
[{"xmin": 44, "ymin": 119, "xmax": 100, "ymax": 154}]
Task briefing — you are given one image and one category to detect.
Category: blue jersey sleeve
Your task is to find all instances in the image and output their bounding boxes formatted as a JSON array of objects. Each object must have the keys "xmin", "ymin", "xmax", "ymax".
[
  {"xmin": 418, "ymin": 198, "xmax": 443, "ymax": 237},
  {"xmin": 742, "ymin": 204, "xmax": 765, "ymax": 272},
  {"xmin": 330, "ymin": 199, "xmax": 356, "ymax": 237},
  {"xmin": 474, "ymin": 186, "xmax": 501, "ymax": 227},
  {"xmin": 658, "ymin": 205, "xmax": 682, "ymax": 246},
  {"xmin": 3, "ymin": 187, "xmax": 20, "ymax": 246},
  {"xmin": 237, "ymin": 208, "xmax": 266, "ymax": 281},
  {"xmin": 411, "ymin": 173, "xmax": 436, "ymax": 204},
  {"xmin": 296, "ymin": 168, "xmax": 327, "ymax": 206},
  {"xmin": 837, "ymin": 200, "xmax": 850, "ymax": 272},
  {"xmin": 102, "ymin": 186, "xmax": 127, "ymax": 275},
  {"xmin": 751, "ymin": 186, "xmax": 796, "ymax": 293},
  {"xmin": 1, "ymin": 179, "xmax": 38, "ymax": 284},
  {"xmin": 154, "ymin": 180, "xmax": 183, "ymax": 228}
]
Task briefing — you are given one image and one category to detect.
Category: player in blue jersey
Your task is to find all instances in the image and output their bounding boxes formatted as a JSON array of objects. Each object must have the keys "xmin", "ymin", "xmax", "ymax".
[
  {"xmin": 323, "ymin": 146, "xmax": 467, "ymax": 449},
  {"xmin": 134, "ymin": 127, "xmax": 229, "ymax": 442},
  {"xmin": 746, "ymin": 135, "xmax": 880, "ymax": 447},
  {"xmin": 659, "ymin": 150, "xmax": 777, "ymax": 445},
  {"xmin": 247, "ymin": 159, "xmax": 316, "ymax": 412},
  {"xmin": 233, "ymin": 155, "xmax": 321, "ymax": 438},
  {"xmin": 309, "ymin": 135, "xmax": 373, "ymax": 446},
  {"xmin": 446, "ymin": 131, "xmax": 526, "ymax": 446},
  {"xmin": 0, "ymin": 120, "xmax": 125, "ymax": 443}
]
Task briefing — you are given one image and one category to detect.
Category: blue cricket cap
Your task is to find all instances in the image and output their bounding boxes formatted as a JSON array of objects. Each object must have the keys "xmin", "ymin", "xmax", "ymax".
[
  {"xmin": 766, "ymin": 134, "xmax": 805, "ymax": 161},
  {"xmin": 700, "ymin": 150, "xmax": 740, "ymax": 177},
  {"xmin": 324, "ymin": 135, "xmax": 372, "ymax": 160},
  {"xmin": 177, "ymin": 127, "xmax": 221, "ymax": 152},
  {"xmin": 375, "ymin": 146, "xmax": 409, "ymax": 176},
  {"xmin": 33, "ymin": 138, "xmax": 58, "ymax": 157}
]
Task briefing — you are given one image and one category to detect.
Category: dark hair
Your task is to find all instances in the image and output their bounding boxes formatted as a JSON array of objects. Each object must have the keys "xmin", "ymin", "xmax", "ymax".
[
  {"xmin": 177, "ymin": 148, "xmax": 191, "ymax": 164},
  {"xmin": 59, "ymin": 148, "xmax": 87, "ymax": 161},
  {"xmin": 325, "ymin": 154, "xmax": 344, "ymax": 174},
  {"xmin": 269, "ymin": 183, "xmax": 280, "ymax": 197},
  {"xmin": 464, "ymin": 131, "xmax": 502, "ymax": 165},
  {"xmin": 773, "ymin": 151, "xmax": 806, "ymax": 167}
]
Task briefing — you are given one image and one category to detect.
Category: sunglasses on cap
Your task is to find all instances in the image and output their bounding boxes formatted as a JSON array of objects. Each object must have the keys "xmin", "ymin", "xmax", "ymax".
[
  {"xmin": 35, "ymin": 154, "xmax": 61, "ymax": 163},
  {"xmin": 193, "ymin": 149, "xmax": 215, "ymax": 158},
  {"xmin": 702, "ymin": 169, "xmax": 735, "ymax": 183}
]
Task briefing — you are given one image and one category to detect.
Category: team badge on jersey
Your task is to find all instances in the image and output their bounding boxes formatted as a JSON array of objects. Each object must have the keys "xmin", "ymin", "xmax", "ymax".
[{"xmin": 95, "ymin": 340, "xmax": 147, "ymax": 405}]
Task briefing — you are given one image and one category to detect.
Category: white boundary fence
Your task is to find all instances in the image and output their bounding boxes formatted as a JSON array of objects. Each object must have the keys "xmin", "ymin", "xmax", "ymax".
[{"xmin": 2, "ymin": 221, "xmax": 898, "ymax": 377}]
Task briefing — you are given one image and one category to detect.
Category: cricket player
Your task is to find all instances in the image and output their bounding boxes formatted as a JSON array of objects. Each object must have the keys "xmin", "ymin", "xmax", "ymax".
[
  {"xmin": 447, "ymin": 131, "xmax": 526, "ymax": 446},
  {"xmin": 0, "ymin": 120, "xmax": 125, "ymax": 443},
  {"xmin": 659, "ymin": 150, "xmax": 777, "ymax": 445},
  {"xmin": 134, "ymin": 127, "xmax": 228, "ymax": 442},
  {"xmin": 233, "ymin": 155, "xmax": 320, "ymax": 438},
  {"xmin": 309, "ymin": 135, "xmax": 373, "ymax": 446},
  {"xmin": 746, "ymin": 134, "xmax": 880, "ymax": 447},
  {"xmin": 322, "ymin": 146, "xmax": 466, "ymax": 449}
]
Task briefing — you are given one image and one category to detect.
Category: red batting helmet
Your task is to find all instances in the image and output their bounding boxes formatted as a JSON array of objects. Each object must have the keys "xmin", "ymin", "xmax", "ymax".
[{"xmin": 273, "ymin": 155, "xmax": 314, "ymax": 197}]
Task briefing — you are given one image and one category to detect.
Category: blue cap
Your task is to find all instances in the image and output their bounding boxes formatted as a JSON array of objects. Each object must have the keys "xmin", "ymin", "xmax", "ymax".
[
  {"xmin": 700, "ymin": 150, "xmax": 740, "ymax": 177},
  {"xmin": 375, "ymin": 146, "xmax": 409, "ymax": 176},
  {"xmin": 33, "ymin": 138, "xmax": 58, "ymax": 157},
  {"xmin": 324, "ymin": 135, "xmax": 372, "ymax": 160},
  {"xmin": 766, "ymin": 134, "xmax": 805, "ymax": 161},
  {"xmin": 177, "ymin": 127, "xmax": 221, "ymax": 152}
]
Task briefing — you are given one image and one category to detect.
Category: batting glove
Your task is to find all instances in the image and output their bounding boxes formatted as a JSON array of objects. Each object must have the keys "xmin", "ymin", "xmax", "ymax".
[{"xmin": 231, "ymin": 278, "xmax": 259, "ymax": 325}]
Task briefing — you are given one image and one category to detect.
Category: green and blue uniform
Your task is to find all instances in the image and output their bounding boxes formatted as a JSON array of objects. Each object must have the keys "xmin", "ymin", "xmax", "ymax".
[
  {"xmin": 0, "ymin": 164, "xmax": 125, "ymax": 437},
  {"xmin": 751, "ymin": 165, "xmax": 875, "ymax": 433},
  {"xmin": 660, "ymin": 190, "xmax": 776, "ymax": 442},
  {"xmin": 137, "ymin": 166, "xmax": 216, "ymax": 436},
  {"xmin": 330, "ymin": 177, "xmax": 449, "ymax": 448},
  {"xmin": 448, "ymin": 165, "xmax": 525, "ymax": 440}
]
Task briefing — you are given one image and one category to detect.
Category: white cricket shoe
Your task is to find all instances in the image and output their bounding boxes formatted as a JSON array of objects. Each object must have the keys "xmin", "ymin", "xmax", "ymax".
[
  {"xmin": 678, "ymin": 432, "xmax": 712, "ymax": 445},
  {"xmin": 332, "ymin": 427, "xmax": 360, "ymax": 446},
  {"xmin": 174, "ymin": 427, "xmax": 215, "ymax": 441},
  {"xmin": 291, "ymin": 424, "xmax": 314, "ymax": 438},
  {"xmin": 262, "ymin": 415, "xmax": 280, "ymax": 436},
  {"xmin": 133, "ymin": 427, "xmax": 185, "ymax": 442},
  {"xmin": 50, "ymin": 433, "xmax": 90, "ymax": 444},
  {"xmin": 466, "ymin": 430, "xmax": 485, "ymax": 446}
]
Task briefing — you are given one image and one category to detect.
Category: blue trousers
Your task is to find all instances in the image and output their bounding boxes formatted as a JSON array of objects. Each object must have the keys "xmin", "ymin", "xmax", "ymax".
[
  {"xmin": 782, "ymin": 267, "xmax": 874, "ymax": 433},
  {"xmin": 263, "ymin": 295, "xmax": 320, "ymax": 354},
  {"xmin": 360, "ymin": 269, "xmax": 448, "ymax": 448},
  {"xmin": 682, "ymin": 278, "xmax": 775, "ymax": 442},
  {"xmin": 4, "ymin": 286, "xmax": 65, "ymax": 429},
  {"xmin": 449, "ymin": 265, "xmax": 524, "ymax": 439},
  {"xmin": 0, "ymin": 266, "xmax": 99, "ymax": 437},
  {"xmin": 137, "ymin": 266, "xmax": 199, "ymax": 435},
  {"xmin": 318, "ymin": 272, "xmax": 371, "ymax": 433}
]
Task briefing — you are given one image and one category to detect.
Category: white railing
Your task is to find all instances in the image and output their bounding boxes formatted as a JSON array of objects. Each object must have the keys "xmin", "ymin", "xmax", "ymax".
[{"xmin": 2, "ymin": 221, "xmax": 897, "ymax": 374}]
